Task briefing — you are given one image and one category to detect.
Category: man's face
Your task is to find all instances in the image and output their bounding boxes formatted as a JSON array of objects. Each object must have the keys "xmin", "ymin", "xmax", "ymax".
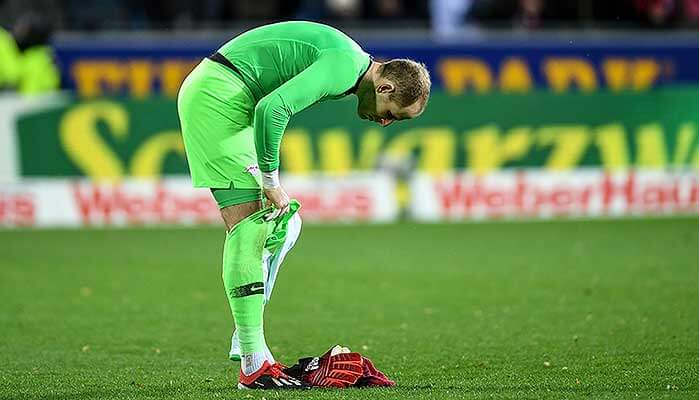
[{"xmin": 357, "ymin": 81, "xmax": 423, "ymax": 127}]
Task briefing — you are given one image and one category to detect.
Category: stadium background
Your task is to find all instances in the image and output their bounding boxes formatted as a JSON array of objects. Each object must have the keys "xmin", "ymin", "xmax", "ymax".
[
  {"xmin": 1, "ymin": 1, "xmax": 698, "ymax": 399},
  {"xmin": 2, "ymin": 0, "xmax": 699, "ymax": 226}
]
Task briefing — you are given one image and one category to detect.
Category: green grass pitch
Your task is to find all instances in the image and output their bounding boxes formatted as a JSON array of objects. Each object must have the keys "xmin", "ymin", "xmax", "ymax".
[{"xmin": 1, "ymin": 218, "xmax": 698, "ymax": 399}]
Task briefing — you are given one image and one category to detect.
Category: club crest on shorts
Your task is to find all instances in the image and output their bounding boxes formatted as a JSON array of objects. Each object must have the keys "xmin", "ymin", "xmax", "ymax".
[{"xmin": 244, "ymin": 164, "xmax": 260, "ymax": 176}]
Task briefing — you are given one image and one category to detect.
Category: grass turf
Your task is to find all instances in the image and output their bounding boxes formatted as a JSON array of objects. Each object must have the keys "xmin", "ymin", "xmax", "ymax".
[{"xmin": 0, "ymin": 218, "xmax": 698, "ymax": 399}]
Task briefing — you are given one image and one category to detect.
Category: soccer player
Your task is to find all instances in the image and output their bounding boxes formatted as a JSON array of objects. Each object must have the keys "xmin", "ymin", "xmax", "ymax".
[{"xmin": 177, "ymin": 20, "xmax": 431, "ymax": 390}]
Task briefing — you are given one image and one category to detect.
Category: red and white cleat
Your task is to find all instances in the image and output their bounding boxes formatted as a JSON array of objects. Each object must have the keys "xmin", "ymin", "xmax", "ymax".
[{"xmin": 237, "ymin": 361, "xmax": 310, "ymax": 390}]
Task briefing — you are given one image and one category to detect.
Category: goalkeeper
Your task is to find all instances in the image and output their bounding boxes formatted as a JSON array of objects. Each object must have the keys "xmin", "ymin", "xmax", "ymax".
[{"xmin": 177, "ymin": 21, "xmax": 431, "ymax": 390}]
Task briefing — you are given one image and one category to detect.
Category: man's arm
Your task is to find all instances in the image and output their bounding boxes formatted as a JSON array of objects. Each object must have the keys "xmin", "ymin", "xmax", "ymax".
[
  {"xmin": 254, "ymin": 51, "xmax": 356, "ymax": 174},
  {"xmin": 253, "ymin": 51, "xmax": 357, "ymax": 218}
]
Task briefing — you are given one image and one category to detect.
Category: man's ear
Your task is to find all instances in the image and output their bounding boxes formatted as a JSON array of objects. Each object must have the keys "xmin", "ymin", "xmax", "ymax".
[{"xmin": 376, "ymin": 82, "xmax": 395, "ymax": 94}]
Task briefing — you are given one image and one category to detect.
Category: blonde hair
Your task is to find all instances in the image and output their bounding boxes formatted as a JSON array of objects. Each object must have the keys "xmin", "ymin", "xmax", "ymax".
[{"xmin": 380, "ymin": 58, "xmax": 431, "ymax": 110}]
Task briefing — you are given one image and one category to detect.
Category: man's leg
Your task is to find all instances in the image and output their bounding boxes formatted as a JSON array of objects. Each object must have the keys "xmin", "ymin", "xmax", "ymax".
[
  {"xmin": 230, "ymin": 210, "xmax": 303, "ymax": 361},
  {"xmin": 217, "ymin": 192, "xmax": 269, "ymax": 376},
  {"xmin": 217, "ymin": 187, "xmax": 277, "ymax": 365},
  {"xmin": 179, "ymin": 61, "xmax": 304, "ymax": 389},
  {"xmin": 217, "ymin": 193, "xmax": 307, "ymax": 389}
]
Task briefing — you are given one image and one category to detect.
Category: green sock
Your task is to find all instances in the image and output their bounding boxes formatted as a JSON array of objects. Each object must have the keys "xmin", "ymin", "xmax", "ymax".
[{"xmin": 222, "ymin": 216, "xmax": 268, "ymax": 354}]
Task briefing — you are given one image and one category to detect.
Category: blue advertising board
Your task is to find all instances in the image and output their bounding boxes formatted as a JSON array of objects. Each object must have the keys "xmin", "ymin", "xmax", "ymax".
[{"xmin": 53, "ymin": 35, "xmax": 699, "ymax": 97}]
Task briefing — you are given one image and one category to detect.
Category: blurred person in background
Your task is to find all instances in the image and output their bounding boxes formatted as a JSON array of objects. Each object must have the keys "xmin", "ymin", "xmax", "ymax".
[
  {"xmin": 365, "ymin": 0, "xmax": 426, "ymax": 19},
  {"xmin": 324, "ymin": 0, "xmax": 362, "ymax": 18},
  {"xmin": 634, "ymin": 0, "xmax": 679, "ymax": 27},
  {"xmin": 0, "ymin": 24, "xmax": 19, "ymax": 91},
  {"xmin": 468, "ymin": 0, "xmax": 580, "ymax": 29},
  {"xmin": 12, "ymin": 12, "xmax": 60, "ymax": 95},
  {"xmin": 430, "ymin": 0, "xmax": 474, "ymax": 37},
  {"xmin": 301, "ymin": 0, "xmax": 427, "ymax": 21},
  {"xmin": 0, "ymin": 11, "xmax": 59, "ymax": 95},
  {"xmin": 683, "ymin": 0, "xmax": 699, "ymax": 23},
  {"xmin": 515, "ymin": 0, "xmax": 545, "ymax": 29},
  {"xmin": 369, "ymin": 0, "xmax": 404, "ymax": 19}
]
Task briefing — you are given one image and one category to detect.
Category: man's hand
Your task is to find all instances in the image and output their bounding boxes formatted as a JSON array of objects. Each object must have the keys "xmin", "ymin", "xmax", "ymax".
[
  {"xmin": 262, "ymin": 169, "xmax": 289, "ymax": 221},
  {"xmin": 263, "ymin": 186, "xmax": 290, "ymax": 221}
]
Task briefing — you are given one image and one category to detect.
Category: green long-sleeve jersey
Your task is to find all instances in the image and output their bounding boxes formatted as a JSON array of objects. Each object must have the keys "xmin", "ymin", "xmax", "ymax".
[{"xmin": 217, "ymin": 21, "xmax": 371, "ymax": 172}]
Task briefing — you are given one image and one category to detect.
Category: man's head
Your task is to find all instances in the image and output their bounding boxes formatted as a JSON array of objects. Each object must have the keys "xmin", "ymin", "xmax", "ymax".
[{"xmin": 357, "ymin": 59, "xmax": 431, "ymax": 127}]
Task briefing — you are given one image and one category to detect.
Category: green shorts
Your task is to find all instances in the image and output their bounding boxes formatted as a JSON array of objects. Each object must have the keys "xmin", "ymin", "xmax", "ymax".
[
  {"xmin": 211, "ymin": 186, "xmax": 262, "ymax": 209},
  {"xmin": 177, "ymin": 58, "xmax": 262, "ymax": 190}
]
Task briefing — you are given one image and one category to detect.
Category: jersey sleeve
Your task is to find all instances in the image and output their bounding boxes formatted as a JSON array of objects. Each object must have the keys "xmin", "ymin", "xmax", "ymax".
[{"xmin": 253, "ymin": 51, "xmax": 360, "ymax": 172}]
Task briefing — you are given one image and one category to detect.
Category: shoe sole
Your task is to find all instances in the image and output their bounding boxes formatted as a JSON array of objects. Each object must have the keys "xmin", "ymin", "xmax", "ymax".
[{"xmin": 237, "ymin": 382, "xmax": 311, "ymax": 390}]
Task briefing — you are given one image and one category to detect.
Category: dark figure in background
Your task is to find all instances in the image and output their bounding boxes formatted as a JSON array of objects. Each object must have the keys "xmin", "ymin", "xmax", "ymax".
[
  {"xmin": 14, "ymin": 12, "xmax": 59, "ymax": 94},
  {"xmin": 515, "ymin": 0, "xmax": 545, "ymax": 29},
  {"xmin": 634, "ymin": 0, "xmax": 679, "ymax": 27},
  {"xmin": 469, "ymin": 0, "xmax": 579, "ymax": 29}
]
